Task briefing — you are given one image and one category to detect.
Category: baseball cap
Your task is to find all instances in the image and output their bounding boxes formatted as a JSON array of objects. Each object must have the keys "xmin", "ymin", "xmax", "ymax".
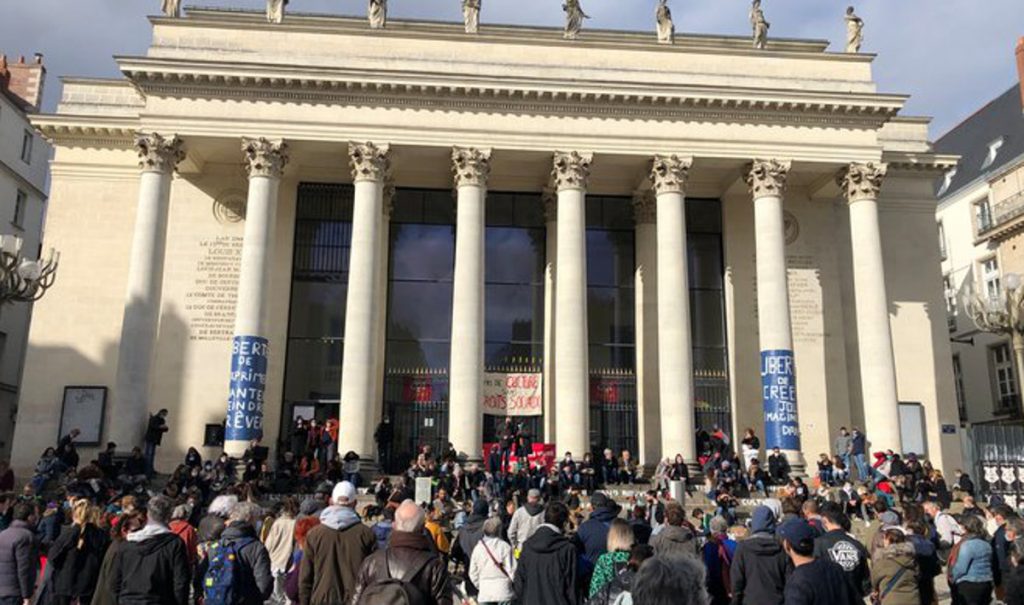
[
  {"xmin": 778, "ymin": 518, "xmax": 816, "ymax": 553},
  {"xmin": 332, "ymin": 481, "xmax": 357, "ymax": 504}
]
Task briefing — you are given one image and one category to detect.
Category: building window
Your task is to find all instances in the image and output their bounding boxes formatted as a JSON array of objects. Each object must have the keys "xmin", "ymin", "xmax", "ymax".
[
  {"xmin": 991, "ymin": 343, "xmax": 1020, "ymax": 414},
  {"xmin": 943, "ymin": 274, "xmax": 957, "ymax": 332},
  {"xmin": 976, "ymin": 199, "xmax": 994, "ymax": 233},
  {"xmin": 952, "ymin": 354, "xmax": 967, "ymax": 422},
  {"xmin": 937, "ymin": 221, "xmax": 947, "ymax": 260},
  {"xmin": 982, "ymin": 257, "xmax": 1000, "ymax": 300},
  {"xmin": 13, "ymin": 190, "xmax": 27, "ymax": 228},
  {"xmin": 19, "ymin": 130, "xmax": 33, "ymax": 164}
]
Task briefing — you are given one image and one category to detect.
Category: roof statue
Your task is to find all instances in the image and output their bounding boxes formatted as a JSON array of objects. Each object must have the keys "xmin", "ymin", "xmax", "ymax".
[
  {"xmin": 161, "ymin": 0, "xmax": 181, "ymax": 18},
  {"xmin": 750, "ymin": 0, "xmax": 770, "ymax": 50},
  {"xmin": 267, "ymin": 0, "xmax": 287, "ymax": 24},
  {"xmin": 563, "ymin": 0, "xmax": 589, "ymax": 40},
  {"xmin": 656, "ymin": 0, "xmax": 675, "ymax": 45},
  {"xmin": 845, "ymin": 6, "xmax": 864, "ymax": 53},
  {"xmin": 462, "ymin": 0, "xmax": 481, "ymax": 34},
  {"xmin": 369, "ymin": 0, "xmax": 387, "ymax": 29}
]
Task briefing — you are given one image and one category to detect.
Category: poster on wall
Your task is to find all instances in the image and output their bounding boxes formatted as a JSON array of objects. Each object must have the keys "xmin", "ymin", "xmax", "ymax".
[
  {"xmin": 761, "ymin": 349, "xmax": 801, "ymax": 450},
  {"xmin": 482, "ymin": 372, "xmax": 542, "ymax": 416},
  {"xmin": 59, "ymin": 386, "xmax": 107, "ymax": 446}
]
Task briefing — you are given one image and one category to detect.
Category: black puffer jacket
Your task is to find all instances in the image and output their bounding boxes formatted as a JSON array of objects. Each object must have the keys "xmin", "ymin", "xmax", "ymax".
[
  {"xmin": 514, "ymin": 525, "xmax": 580, "ymax": 605},
  {"xmin": 729, "ymin": 532, "xmax": 792, "ymax": 605},
  {"xmin": 112, "ymin": 528, "xmax": 190, "ymax": 605},
  {"xmin": 48, "ymin": 523, "xmax": 110, "ymax": 598}
]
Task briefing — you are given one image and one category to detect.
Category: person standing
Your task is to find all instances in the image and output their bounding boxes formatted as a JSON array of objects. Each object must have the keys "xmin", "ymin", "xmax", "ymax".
[
  {"xmin": 869, "ymin": 529, "xmax": 920, "ymax": 605},
  {"xmin": 813, "ymin": 506, "xmax": 871, "ymax": 599},
  {"xmin": 0, "ymin": 503, "xmax": 38, "ymax": 605},
  {"xmin": 373, "ymin": 417, "xmax": 393, "ymax": 472},
  {"xmin": 589, "ymin": 519, "xmax": 634, "ymax": 597},
  {"xmin": 112, "ymin": 495, "xmax": 190, "ymax": 605},
  {"xmin": 513, "ymin": 501, "xmax": 579, "ymax": 605},
  {"xmin": 948, "ymin": 514, "xmax": 994, "ymax": 605},
  {"xmin": 508, "ymin": 489, "xmax": 545, "ymax": 555},
  {"xmin": 48, "ymin": 499, "xmax": 110, "ymax": 605},
  {"xmin": 204, "ymin": 502, "xmax": 273, "ymax": 604},
  {"xmin": 778, "ymin": 518, "xmax": 861, "ymax": 605},
  {"xmin": 650, "ymin": 504, "xmax": 697, "ymax": 559},
  {"xmin": 298, "ymin": 481, "xmax": 376, "ymax": 605},
  {"xmin": 740, "ymin": 428, "xmax": 760, "ymax": 470},
  {"xmin": 702, "ymin": 516, "xmax": 737, "ymax": 605},
  {"xmin": 631, "ymin": 554, "xmax": 709, "ymax": 605},
  {"xmin": 263, "ymin": 498, "xmax": 298, "ymax": 605},
  {"xmin": 833, "ymin": 427, "xmax": 852, "ymax": 475},
  {"xmin": 144, "ymin": 409, "xmax": 169, "ymax": 476},
  {"xmin": 849, "ymin": 427, "xmax": 868, "ymax": 482},
  {"xmin": 469, "ymin": 516, "xmax": 517, "ymax": 605},
  {"xmin": 729, "ymin": 505, "xmax": 791, "ymax": 605}
]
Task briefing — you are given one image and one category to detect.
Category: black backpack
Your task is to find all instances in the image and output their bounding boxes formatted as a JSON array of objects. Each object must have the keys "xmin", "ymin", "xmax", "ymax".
[{"xmin": 355, "ymin": 550, "xmax": 433, "ymax": 605}]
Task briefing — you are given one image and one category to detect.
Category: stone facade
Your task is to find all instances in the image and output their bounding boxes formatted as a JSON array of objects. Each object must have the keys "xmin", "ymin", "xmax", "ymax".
[{"xmin": 12, "ymin": 9, "xmax": 962, "ymax": 474}]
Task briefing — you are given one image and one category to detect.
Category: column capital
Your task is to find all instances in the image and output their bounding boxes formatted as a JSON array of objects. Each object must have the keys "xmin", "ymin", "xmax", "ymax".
[
  {"xmin": 650, "ymin": 154, "xmax": 693, "ymax": 195},
  {"xmin": 349, "ymin": 141, "xmax": 391, "ymax": 183},
  {"xmin": 837, "ymin": 162, "xmax": 888, "ymax": 203},
  {"xmin": 135, "ymin": 132, "xmax": 184, "ymax": 174},
  {"xmin": 383, "ymin": 179, "xmax": 396, "ymax": 219},
  {"xmin": 551, "ymin": 151, "xmax": 593, "ymax": 192},
  {"xmin": 451, "ymin": 147, "xmax": 492, "ymax": 188},
  {"xmin": 745, "ymin": 158, "xmax": 792, "ymax": 199},
  {"xmin": 542, "ymin": 187, "xmax": 558, "ymax": 222},
  {"xmin": 242, "ymin": 137, "xmax": 289, "ymax": 178},
  {"xmin": 632, "ymin": 189, "xmax": 656, "ymax": 224}
]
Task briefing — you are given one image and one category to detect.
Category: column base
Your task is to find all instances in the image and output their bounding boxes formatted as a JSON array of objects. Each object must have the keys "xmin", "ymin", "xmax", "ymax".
[{"xmin": 782, "ymin": 449, "xmax": 806, "ymax": 478}]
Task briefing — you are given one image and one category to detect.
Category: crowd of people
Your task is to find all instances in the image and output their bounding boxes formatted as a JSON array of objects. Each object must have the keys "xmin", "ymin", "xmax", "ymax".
[{"xmin": 0, "ymin": 418, "xmax": 1020, "ymax": 605}]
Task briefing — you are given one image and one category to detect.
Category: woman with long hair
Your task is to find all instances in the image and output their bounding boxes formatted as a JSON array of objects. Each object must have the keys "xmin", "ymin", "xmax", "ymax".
[
  {"xmin": 284, "ymin": 515, "xmax": 321, "ymax": 604},
  {"xmin": 589, "ymin": 518, "xmax": 635, "ymax": 597},
  {"xmin": 47, "ymin": 499, "xmax": 111, "ymax": 605},
  {"xmin": 950, "ymin": 513, "xmax": 994, "ymax": 605}
]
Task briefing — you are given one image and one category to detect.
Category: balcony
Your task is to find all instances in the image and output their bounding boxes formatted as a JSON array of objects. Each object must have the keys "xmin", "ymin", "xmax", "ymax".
[{"xmin": 981, "ymin": 190, "xmax": 1024, "ymax": 239}]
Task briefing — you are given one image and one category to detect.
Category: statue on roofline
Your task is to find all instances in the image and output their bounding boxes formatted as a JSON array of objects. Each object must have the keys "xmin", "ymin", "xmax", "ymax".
[
  {"xmin": 563, "ymin": 0, "xmax": 589, "ymax": 40},
  {"xmin": 463, "ymin": 0, "xmax": 481, "ymax": 34},
  {"xmin": 845, "ymin": 6, "xmax": 864, "ymax": 53},
  {"xmin": 267, "ymin": 0, "xmax": 288, "ymax": 24},
  {"xmin": 750, "ymin": 0, "xmax": 770, "ymax": 50},
  {"xmin": 656, "ymin": 0, "xmax": 675, "ymax": 44},
  {"xmin": 161, "ymin": 0, "xmax": 181, "ymax": 18},
  {"xmin": 369, "ymin": 0, "xmax": 387, "ymax": 29}
]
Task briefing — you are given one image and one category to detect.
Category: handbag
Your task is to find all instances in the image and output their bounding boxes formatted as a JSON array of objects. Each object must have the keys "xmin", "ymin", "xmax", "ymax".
[{"xmin": 482, "ymin": 540, "xmax": 512, "ymax": 581}]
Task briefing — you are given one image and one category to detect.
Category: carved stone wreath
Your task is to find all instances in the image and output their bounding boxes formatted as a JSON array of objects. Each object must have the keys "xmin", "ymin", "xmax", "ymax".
[
  {"xmin": 783, "ymin": 210, "xmax": 799, "ymax": 245},
  {"xmin": 213, "ymin": 189, "xmax": 247, "ymax": 224}
]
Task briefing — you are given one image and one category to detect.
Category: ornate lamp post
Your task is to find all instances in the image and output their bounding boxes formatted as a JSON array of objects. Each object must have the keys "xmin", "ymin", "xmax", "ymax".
[
  {"xmin": 965, "ymin": 272, "xmax": 1024, "ymax": 414},
  {"xmin": 0, "ymin": 234, "xmax": 58, "ymax": 310}
]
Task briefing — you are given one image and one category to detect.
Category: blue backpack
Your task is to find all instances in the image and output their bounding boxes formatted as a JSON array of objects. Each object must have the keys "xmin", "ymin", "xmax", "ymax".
[{"xmin": 204, "ymin": 537, "xmax": 256, "ymax": 605}]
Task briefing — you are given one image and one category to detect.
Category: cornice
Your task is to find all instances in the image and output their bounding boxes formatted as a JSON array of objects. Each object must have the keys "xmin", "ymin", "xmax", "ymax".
[
  {"xmin": 116, "ymin": 57, "xmax": 905, "ymax": 129},
  {"xmin": 31, "ymin": 115, "xmax": 139, "ymax": 149},
  {"xmin": 881, "ymin": 151, "xmax": 959, "ymax": 174}
]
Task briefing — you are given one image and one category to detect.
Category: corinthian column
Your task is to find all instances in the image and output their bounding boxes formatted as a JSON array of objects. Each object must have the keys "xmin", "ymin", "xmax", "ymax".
[
  {"xmin": 542, "ymin": 189, "xmax": 558, "ymax": 443},
  {"xmin": 552, "ymin": 151, "xmax": 592, "ymax": 457},
  {"xmin": 224, "ymin": 138, "xmax": 289, "ymax": 457},
  {"xmin": 633, "ymin": 190, "xmax": 660, "ymax": 467},
  {"xmin": 651, "ymin": 155, "xmax": 696, "ymax": 462},
  {"xmin": 338, "ymin": 142, "xmax": 391, "ymax": 462},
  {"xmin": 838, "ymin": 162, "xmax": 901, "ymax": 452},
  {"xmin": 746, "ymin": 159, "xmax": 803, "ymax": 467},
  {"xmin": 449, "ymin": 147, "xmax": 491, "ymax": 461},
  {"xmin": 110, "ymin": 133, "xmax": 184, "ymax": 449}
]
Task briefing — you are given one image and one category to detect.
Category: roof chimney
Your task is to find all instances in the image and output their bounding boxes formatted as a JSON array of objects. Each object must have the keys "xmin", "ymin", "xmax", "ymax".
[
  {"xmin": 0, "ymin": 51, "xmax": 45, "ymax": 113},
  {"xmin": 1017, "ymin": 37, "xmax": 1024, "ymax": 112}
]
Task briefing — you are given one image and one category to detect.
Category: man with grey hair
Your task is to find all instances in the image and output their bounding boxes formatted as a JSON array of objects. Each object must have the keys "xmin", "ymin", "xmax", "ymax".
[
  {"xmin": 632, "ymin": 554, "xmax": 710, "ymax": 605},
  {"xmin": 202, "ymin": 501, "xmax": 273, "ymax": 603},
  {"xmin": 353, "ymin": 500, "xmax": 452, "ymax": 604},
  {"xmin": 112, "ymin": 495, "xmax": 189, "ymax": 605},
  {"xmin": 508, "ymin": 489, "xmax": 544, "ymax": 553}
]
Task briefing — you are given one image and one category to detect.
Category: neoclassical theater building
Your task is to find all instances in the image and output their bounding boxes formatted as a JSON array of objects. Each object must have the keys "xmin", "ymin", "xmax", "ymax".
[{"xmin": 12, "ymin": 7, "xmax": 963, "ymax": 474}]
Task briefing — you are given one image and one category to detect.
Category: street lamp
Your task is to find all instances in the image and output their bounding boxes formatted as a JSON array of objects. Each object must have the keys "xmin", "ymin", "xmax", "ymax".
[
  {"xmin": 0, "ymin": 234, "xmax": 58, "ymax": 310},
  {"xmin": 965, "ymin": 271, "xmax": 1024, "ymax": 414}
]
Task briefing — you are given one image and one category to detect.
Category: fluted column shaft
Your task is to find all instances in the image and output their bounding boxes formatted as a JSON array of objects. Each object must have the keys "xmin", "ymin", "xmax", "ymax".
[
  {"xmin": 840, "ymin": 163, "xmax": 901, "ymax": 452},
  {"xmin": 542, "ymin": 191, "xmax": 558, "ymax": 443},
  {"xmin": 747, "ymin": 159, "xmax": 803, "ymax": 466},
  {"xmin": 633, "ymin": 191, "xmax": 660, "ymax": 467},
  {"xmin": 111, "ymin": 133, "xmax": 184, "ymax": 449},
  {"xmin": 338, "ymin": 142, "xmax": 390, "ymax": 460},
  {"xmin": 448, "ymin": 147, "xmax": 491, "ymax": 461},
  {"xmin": 224, "ymin": 138, "xmax": 288, "ymax": 456},
  {"xmin": 652, "ymin": 155, "xmax": 696, "ymax": 461},
  {"xmin": 552, "ymin": 151, "xmax": 592, "ymax": 457}
]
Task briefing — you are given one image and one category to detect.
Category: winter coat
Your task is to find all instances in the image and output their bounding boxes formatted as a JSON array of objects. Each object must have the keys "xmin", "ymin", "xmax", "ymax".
[
  {"xmin": 351, "ymin": 529, "xmax": 452, "ymax": 605},
  {"xmin": 589, "ymin": 550, "xmax": 629, "ymax": 597},
  {"xmin": 513, "ymin": 525, "xmax": 580, "ymax": 605},
  {"xmin": 112, "ymin": 525, "xmax": 190, "ymax": 605},
  {"xmin": 0, "ymin": 520, "xmax": 38, "ymax": 599},
  {"xmin": 215, "ymin": 522, "xmax": 274, "ymax": 604},
  {"xmin": 813, "ymin": 529, "xmax": 871, "ymax": 597},
  {"xmin": 729, "ymin": 532, "xmax": 791, "ymax": 605},
  {"xmin": 576, "ymin": 507, "xmax": 620, "ymax": 567},
  {"xmin": 298, "ymin": 505, "xmax": 376, "ymax": 605},
  {"xmin": 48, "ymin": 523, "xmax": 110, "ymax": 598},
  {"xmin": 1004, "ymin": 565, "xmax": 1024, "ymax": 605},
  {"xmin": 169, "ymin": 520, "xmax": 198, "ymax": 568},
  {"xmin": 469, "ymin": 536, "xmax": 517, "ymax": 603},
  {"xmin": 650, "ymin": 524, "xmax": 697, "ymax": 559},
  {"xmin": 455, "ymin": 514, "xmax": 487, "ymax": 568},
  {"xmin": 262, "ymin": 516, "xmax": 296, "ymax": 574},
  {"xmin": 784, "ymin": 558, "xmax": 862, "ymax": 605},
  {"xmin": 508, "ymin": 502, "xmax": 545, "ymax": 552},
  {"xmin": 91, "ymin": 539, "xmax": 124, "ymax": 605},
  {"xmin": 870, "ymin": 542, "xmax": 920, "ymax": 605},
  {"xmin": 907, "ymin": 533, "xmax": 940, "ymax": 605}
]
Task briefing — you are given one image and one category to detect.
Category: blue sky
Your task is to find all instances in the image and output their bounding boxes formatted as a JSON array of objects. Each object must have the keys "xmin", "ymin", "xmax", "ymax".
[{"xmin": 1, "ymin": 0, "xmax": 1020, "ymax": 138}]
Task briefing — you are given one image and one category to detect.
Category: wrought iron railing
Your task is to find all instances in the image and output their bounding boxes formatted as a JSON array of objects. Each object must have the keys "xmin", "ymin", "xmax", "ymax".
[{"xmin": 989, "ymin": 190, "xmax": 1024, "ymax": 229}]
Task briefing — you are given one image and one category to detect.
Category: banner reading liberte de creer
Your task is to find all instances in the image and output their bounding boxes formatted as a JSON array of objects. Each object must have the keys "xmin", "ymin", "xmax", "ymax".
[
  {"xmin": 761, "ymin": 349, "xmax": 801, "ymax": 450},
  {"xmin": 482, "ymin": 372, "xmax": 543, "ymax": 416}
]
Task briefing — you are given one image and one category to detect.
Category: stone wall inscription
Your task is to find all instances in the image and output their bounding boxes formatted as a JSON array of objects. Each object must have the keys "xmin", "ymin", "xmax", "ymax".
[{"xmin": 186, "ymin": 235, "xmax": 243, "ymax": 341}]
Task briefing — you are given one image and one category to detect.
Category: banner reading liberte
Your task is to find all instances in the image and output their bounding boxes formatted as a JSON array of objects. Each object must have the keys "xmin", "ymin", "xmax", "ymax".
[
  {"xmin": 482, "ymin": 372, "xmax": 543, "ymax": 416},
  {"xmin": 225, "ymin": 335, "xmax": 268, "ymax": 442},
  {"xmin": 761, "ymin": 349, "xmax": 800, "ymax": 450}
]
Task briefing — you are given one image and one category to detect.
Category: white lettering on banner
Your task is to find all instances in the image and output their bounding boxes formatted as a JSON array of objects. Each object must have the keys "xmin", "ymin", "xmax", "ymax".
[{"xmin": 481, "ymin": 372, "xmax": 543, "ymax": 416}]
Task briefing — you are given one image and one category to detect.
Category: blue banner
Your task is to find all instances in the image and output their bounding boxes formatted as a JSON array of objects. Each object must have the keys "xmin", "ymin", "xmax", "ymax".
[
  {"xmin": 761, "ymin": 349, "xmax": 800, "ymax": 450},
  {"xmin": 225, "ymin": 335, "xmax": 269, "ymax": 443}
]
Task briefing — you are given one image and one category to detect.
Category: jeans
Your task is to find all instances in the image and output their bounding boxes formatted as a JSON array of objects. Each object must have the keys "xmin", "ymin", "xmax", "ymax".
[
  {"xmin": 852, "ymin": 453, "xmax": 868, "ymax": 482},
  {"xmin": 818, "ymin": 470, "xmax": 833, "ymax": 485},
  {"xmin": 144, "ymin": 441, "xmax": 157, "ymax": 476},
  {"xmin": 344, "ymin": 472, "xmax": 360, "ymax": 488}
]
